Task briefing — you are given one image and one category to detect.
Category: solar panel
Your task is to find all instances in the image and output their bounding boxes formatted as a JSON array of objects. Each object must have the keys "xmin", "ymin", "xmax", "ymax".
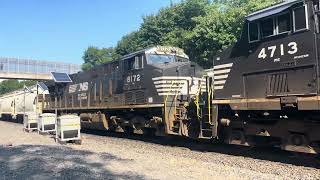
[
  {"xmin": 51, "ymin": 72, "xmax": 73, "ymax": 83},
  {"xmin": 38, "ymin": 82, "xmax": 49, "ymax": 91}
]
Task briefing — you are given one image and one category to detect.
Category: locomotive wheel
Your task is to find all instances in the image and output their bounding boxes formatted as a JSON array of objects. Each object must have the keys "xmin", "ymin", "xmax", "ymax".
[
  {"xmin": 123, "ymin": 126, "xmax": 134, "ymax": 135},
  {"xmin": 142, "ymin": 128, "xmax": 156, "ymax": 137}
]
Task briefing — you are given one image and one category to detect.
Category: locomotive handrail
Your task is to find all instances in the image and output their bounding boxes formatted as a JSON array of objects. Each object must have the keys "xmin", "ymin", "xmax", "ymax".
[
  {"xmin": 195, "ymin": 75, "xmax": 213, "ymax": 124},
  {"xmin": 174, "ymin": 93, "xmax": 179, "ymax": 119},
  {"xmin": 195, "ymin": 76, "xmax": 206, "ymax": 119},
  {"xmin": 195, "ymin": 88, "xmax": 200, "ymax": 118},
  {"xmin": 207, "ymin": 83, "xmax": 212, "ymax": 124}
]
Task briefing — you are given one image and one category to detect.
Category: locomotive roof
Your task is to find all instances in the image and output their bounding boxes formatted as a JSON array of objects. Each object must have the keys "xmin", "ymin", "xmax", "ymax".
[
  {"xmin": 246, "ymin": 0, "xmax": 303, "ymax": 21},
  {"xmin": 118, "ymin": 46, "xmax": 188, "ymax": 60},
  {"xmin": 99, "ymin": 46, "xmax": 188, "ymax": 66},
  {"xmin": 78, "ymin": 46, "xmax": 190, "ymax": 74}
]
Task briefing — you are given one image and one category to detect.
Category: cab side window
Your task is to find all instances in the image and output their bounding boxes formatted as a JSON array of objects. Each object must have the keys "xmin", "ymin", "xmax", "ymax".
[
  {"xmin": 293, "ymin": 5, "xmax": 307, "ymax": 31},
  {"xmin": 134, "ymin": 56, "xmax": 144, "ymax": 69},
  {"xmin": 277, "ymin": 12, "xmax": 291, "ymax": 34},
  {"xmin": 248, "ymin": 5, "xmax": 308, "ymax": 43},
  {"xmin": 248, "ymin": 22, "xmax": 259, "ymax": 42},
  {"xmin": 261, "ymin": 18, "xmax": 275, "ymax": 38},
  {"xmin": 127, "ymin": 58, "xmax": 134, "ymax": 70},
  {"xmin": 126, "ymin": 56, "xmax": 144, "ymax": 70}
]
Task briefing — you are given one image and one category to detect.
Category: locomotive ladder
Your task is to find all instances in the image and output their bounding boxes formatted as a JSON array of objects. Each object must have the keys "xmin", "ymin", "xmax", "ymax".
[
  {"xmin": 195, "ymin": 76, "xmax": 215, "ymax": 139},
  {"xmin": 163, "ymin": 76, "xmax": 216, "ymax": 137}
]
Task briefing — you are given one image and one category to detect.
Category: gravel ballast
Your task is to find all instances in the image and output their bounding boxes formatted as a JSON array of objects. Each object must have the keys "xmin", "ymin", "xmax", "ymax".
[{"xmin": 0, "ymin": 121, "xmax": 319, "ymax": 180}]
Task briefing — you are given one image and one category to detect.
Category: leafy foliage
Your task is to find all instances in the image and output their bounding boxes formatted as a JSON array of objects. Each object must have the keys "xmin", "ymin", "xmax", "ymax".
[
  {"xmin": 82, "ymin": 47, "xmax": 117, "ymax": 70},
  {"xmin": 114, "ymin": 31, "xmax": 144, "ymax": 57},
  {"xmin": 185, "ymin": 0, "xmax": 281, "ymax": 66},
  {"xmin": 0, "ymin": 80, "xmax": 36, "ymax": 95},
  {"xmin": 82, "ymin": 0, "xmax": 281, "ymax": 69}
]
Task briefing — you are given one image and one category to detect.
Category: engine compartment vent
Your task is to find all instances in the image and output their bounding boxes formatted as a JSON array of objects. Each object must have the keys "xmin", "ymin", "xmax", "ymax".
[
  {"xmin": 125, "ymin": 91, "xmax": 145, "ymax": 104},
  {"xmin": 268, "ymin": 73, "xmax": 289, "ymax": 95},
  {"xmin": 135, "ymin": 91, "xmax": 145, "ymax": 104},
  {"xmin": 125, "ymin": 92, "xmax": 134, "ymax": 103}
]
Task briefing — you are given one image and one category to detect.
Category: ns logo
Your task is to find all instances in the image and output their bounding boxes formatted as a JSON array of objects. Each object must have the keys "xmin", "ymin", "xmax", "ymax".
[{"xmin": 69, "ymin": 82, "xmax": 89, "ymax": 93}]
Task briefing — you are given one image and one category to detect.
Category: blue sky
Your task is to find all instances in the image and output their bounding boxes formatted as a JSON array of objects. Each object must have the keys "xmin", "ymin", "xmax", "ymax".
[{"xmin": 0, "ymin": 0, "xmax": 179, "ymax": 64}]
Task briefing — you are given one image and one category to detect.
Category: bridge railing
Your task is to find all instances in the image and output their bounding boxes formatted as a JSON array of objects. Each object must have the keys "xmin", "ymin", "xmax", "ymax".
[{"xmin": 0, "ymin": 57, "xmax": 81, "ymax": 74}]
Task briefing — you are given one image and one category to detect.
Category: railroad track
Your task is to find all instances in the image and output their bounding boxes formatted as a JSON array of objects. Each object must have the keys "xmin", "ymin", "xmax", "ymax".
[
  {"xmin": 82, "ymin": 129, "xmax": 320, "ymax": 169},
  {"xmin": 0, "ymin": 120, "xmax": 319, "ymax": 179}
]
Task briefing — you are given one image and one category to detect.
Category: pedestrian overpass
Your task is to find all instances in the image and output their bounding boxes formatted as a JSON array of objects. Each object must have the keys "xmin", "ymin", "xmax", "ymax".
[{"xmin": 0, "ymin": 57, "xmax": 81, "ymax": 80}]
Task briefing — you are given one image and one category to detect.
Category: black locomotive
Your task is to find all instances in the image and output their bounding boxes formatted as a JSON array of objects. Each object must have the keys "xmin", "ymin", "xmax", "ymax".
[
  {"xmin": 42, "ymin": 0, "xmax": 320, "ymax": 154},
  {"xmin": 43, "ymin": 46, "xmax": 206, "ymax": 137},
  {"xmin": 207, "ymin": 0, "xmax": 320, "ymax": 153}
]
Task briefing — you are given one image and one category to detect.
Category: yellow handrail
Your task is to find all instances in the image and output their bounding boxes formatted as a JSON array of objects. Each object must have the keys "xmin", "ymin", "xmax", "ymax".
[
  {"xmin": 208, "ymin": 83, "xmax": 213, "ymax": 124},
  {"xmin": 163, "ymin": 76, "xmax": 212, "ymax": 124},
  {"xmin": 195, "ymin": 76, "xmax": 206, "ymax": 118},
  {"xmin": 195, "ymin": 87, "xmax": 201, "ymax": 118},
  {"xmin": 174, "ymin": 93, "xmax": 179, "ymax": 118},
  {"xmin": 195, "ymin": 75, "xmax": 213, "ymax": 123}
]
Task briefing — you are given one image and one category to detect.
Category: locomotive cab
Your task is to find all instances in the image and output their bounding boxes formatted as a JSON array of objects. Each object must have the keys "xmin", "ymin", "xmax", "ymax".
[
  {"xmin": 121, "ymin": 46, "xmax": 204, "ymax": 105},
  {"xmin": 122, "ymin": 46, "xmax": 205, "ymax": 136},
  {"xmin": 211, "ymin": 0, "xmax": 316, "ymax": 100},
  {"xmin": 207, "ymin": 0, "xmax": 320, "ymax": 153}
]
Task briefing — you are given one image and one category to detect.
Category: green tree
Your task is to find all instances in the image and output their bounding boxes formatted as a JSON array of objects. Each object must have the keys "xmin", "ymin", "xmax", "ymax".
[
  {"xmin": 185, "ymin": 0, "xmax": 281, "ymax": 67},
  {"xmin": 22, "ymin": 80, "xmax": 37, "ymax": 87},
  {"xmin": 82, "ymin": 47, "xmax": 116, "ymax": 70},
  {"xmin": 0, "ymin": 80, "xmax": 36, "ymax": 95},
  {"xmin": 113, "ymin": 0, "xmax": 209, "ymax": 57},
  {"xmin": 82, "ymin": 0, "xmax": 282, "ymax": 68},
  {"xmin": 0, "ymin": 80, "xmax": 21, "ymax": 94},
  {"xmin": 114, "ymin": 31, "xmax": 144, "ymax": 56},
  {"xmin": 140, "ymin": 0, "xmax": 209, "ymax": 48}
]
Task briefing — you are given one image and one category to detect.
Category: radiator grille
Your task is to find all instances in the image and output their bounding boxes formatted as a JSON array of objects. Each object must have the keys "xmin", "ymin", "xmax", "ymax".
[
  {"xmin": 125, "ymin": 92, "xmax": 134, "ymax": 103},
  {"xmin": 268, "ymin": 73, "xmax": 289, "ymax": 95},
  {"xmin": 135, "ymin": 91, "xmax": 145, "ymax": 104},
  {"xmin": 125, "ymin": 91, "xmax": 145, "ymax": 104}
]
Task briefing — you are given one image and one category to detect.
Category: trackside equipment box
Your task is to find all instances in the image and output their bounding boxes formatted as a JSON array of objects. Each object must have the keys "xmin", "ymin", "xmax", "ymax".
[
  {"xmin": 23, "ymin": 113, "xmax": 38, "ymax": 132},
  {"xmin": 38, "ymin": 113, "xmax": 56, "ymax": 134},
  {"xmin": 56, "ymin": 114, "xmax": 81, "ymax": 144}
]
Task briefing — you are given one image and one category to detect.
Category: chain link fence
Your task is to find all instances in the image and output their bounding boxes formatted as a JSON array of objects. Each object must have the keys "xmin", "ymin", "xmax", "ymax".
[{"xmin": 0, "ymin": 57, "xmax": 81, "ymax": 74}]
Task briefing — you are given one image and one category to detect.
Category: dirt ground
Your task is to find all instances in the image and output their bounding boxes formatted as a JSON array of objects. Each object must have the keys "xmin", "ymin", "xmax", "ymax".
[{"xmin": 0, "ymin": 121, "xmax": 319, "ymax": 180}]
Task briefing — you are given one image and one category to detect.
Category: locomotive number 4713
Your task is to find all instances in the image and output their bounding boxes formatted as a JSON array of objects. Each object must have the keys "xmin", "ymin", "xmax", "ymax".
[{"xmin": 258, "ymin": 42, "xmax": 298, "ymax": 60}]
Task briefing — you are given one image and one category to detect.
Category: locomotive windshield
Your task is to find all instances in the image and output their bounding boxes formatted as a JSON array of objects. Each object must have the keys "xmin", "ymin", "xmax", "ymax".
[
  {"xmin": 144, "ymin": 46, "xmax": 189, "ymax": 64},
  {"xmin": 147, "ymin": 54, "xmax": 188, "ymax": 64}
]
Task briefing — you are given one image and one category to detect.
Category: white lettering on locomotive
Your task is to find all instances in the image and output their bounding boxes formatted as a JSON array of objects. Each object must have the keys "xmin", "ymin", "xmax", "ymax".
[
  {"xmin": 126, "ymin": 74, "xmax": 141, "ymax": 83},
  {"xmin": 152, "ymin": 76, "xmax": 206, "ymax": 96},
  {"xmin": 69, "ymin": 84, "xmax": 77, "ymax": 93},
  {"xmin": 69, "ymin": 82, "xmax": 89, "ymax": 93},
  {"xmin": 258, "ymin": 42, "xmax": 299, "ymax": 60},
  {"xmin": 79, "ymin": 82, "xmax": 88, "ymax": 91},
  {"xmin": 77, "ymin": 93, "xmax": 87, "ymax": 100}
]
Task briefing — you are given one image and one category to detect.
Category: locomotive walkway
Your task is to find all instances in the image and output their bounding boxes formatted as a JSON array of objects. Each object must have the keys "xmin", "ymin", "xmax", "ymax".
[{"xmin": 0, "ymin": 57, "xmax": 81, "ymax": 80}]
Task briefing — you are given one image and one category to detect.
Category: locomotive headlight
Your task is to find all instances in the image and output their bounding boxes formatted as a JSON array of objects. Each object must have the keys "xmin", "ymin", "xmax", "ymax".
[{"xmin": 148, "ymin": 97, "xmax": 153, "ymax": 103}]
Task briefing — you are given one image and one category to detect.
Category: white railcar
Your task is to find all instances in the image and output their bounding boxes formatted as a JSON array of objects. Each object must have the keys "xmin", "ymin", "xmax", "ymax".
[{"xmin": 0, "ymin": 85, "xmax": 48, "ymax": 122}]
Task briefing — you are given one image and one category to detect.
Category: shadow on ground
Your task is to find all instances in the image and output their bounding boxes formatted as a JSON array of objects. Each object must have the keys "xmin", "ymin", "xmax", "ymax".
[
  {"xmin": 83, "ymin": 129, "xmax": 320, "ymax": 169},
  {"xmin": 0, "ymin": 144, "xmax": 145, "ymax": 180}
]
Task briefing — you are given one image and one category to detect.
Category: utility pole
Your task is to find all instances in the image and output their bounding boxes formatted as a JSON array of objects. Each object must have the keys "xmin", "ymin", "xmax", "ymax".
[{"xmin": 23, "ymin": 84, "xmax": 26, "ymax": 126}]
